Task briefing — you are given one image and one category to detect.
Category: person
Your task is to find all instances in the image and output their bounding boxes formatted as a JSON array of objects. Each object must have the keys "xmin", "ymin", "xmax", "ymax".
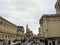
[
  {"xmin": 3, "ymin": 40, "xmax": 6, "ymax": 45},
  {"xmin": 32, "ymin": 39, "xmax": 41, "ymax": 45},
  {"xmin": 7, "ymin": 40, "xmax": 11, "ymax": 45}
]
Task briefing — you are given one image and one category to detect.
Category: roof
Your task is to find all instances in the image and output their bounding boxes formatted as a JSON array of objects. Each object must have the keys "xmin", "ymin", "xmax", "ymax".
[
  {"xmin": 0, "ymin": 16, "xmax": 17, "ymax": 26},
  {"xmin": 42, "ymin": 14, "xmax": 60, "ymax": 17},
  {"xmin": 39, "ymin": 14, "xmax": 60, "ymax": 24}
]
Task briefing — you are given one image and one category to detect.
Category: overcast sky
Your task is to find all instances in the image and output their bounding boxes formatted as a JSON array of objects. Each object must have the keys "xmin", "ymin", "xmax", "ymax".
[{"xmin": 0, "ymin": 0, "xmax": 57, "ymax": 35}]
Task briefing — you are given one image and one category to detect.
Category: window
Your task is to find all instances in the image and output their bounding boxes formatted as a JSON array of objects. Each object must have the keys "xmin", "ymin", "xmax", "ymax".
[
  {"xmin": 2, "ymin": 34, "xmax": 4, "ymax": 38},
  {"xmin": 53, "ymin": 20, "xmax": 57, "ymax": 21},
  {"xmin": 5, "ymin": 35, "xmax": 7, "ymax": 38},
  {"xmin": 58, "ymin": 3, "xmax": 59, "ymax": 5},
  {"xmin": 4, "ymin": 22, "xmax": 6, "ymax": 26},
  {"xmin": 9, "ymin": 24, "xmax": 10, "ymax": 29},
  {"xmin": 59, "ymin": 6, "xmax": 60, "ymax": 9},
  {"xmin": 58, "ymin": 19, "xmax": 60, "ymax": 21},
  {"xmin": 7, "ymin": 23, "xmax": 9, "ymax": 28},
  {"xmin": 0, "ymin": 21, "xmax": 3, "ymax": 25},
  {"xmin": 58, "ymin": 3, "xmax": 60, "ymax": 9},
  {"xmin": 8, "ymin": 24, "xmax": 10, "ymax": 28}
]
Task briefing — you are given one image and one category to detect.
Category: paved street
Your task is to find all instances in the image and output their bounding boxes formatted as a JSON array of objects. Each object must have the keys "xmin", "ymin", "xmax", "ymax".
[
  {"xmin": 21, "ymin": 42, "xmax": 45, "ymax": 45},
  {"xmin": 21, "ymin": 42, "xmax": 41, "ymax": 45}
]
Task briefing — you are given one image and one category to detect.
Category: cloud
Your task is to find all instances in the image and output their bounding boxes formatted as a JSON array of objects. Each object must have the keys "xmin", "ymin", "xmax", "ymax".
[{"xmin": 0, "ymin": 0, "xmax": 56, "ymax": 35}]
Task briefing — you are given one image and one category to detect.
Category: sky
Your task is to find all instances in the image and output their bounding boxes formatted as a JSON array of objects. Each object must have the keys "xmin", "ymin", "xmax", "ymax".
[{"xmin": 0, "ymin": 0, "xmax": 57, "ymax": 35}]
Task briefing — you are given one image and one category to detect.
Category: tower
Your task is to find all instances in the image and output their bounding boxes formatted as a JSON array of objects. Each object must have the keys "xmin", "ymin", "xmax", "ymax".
[
  {"xmin": 26, "ymin": 24, "xmax": 30, "ymax": 33},
  {"xmin": 55, "ymin": 0, "xmax": 60, "ymax": 14}
]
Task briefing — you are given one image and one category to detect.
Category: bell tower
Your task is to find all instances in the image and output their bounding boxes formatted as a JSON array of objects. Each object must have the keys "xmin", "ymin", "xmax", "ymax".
[{"xmin": 55, "ymin": 0, "xmax": 60, "ymax": 14}]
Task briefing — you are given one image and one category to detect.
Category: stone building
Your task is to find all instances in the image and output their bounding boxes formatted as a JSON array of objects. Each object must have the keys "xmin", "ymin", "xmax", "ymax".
[
  {"xmin": 0, "ymin": 16, "xmax": 17, "ymax": 42},
  {"xmin": 39, "ymin": 0, "xmax": 60, "ymax": 45},
  {"xmin": 40, "ymin": 14, "xmax": 60, "ymax": 38},
  {"xmin": 17, "ymin": 26, "xmax": 24, "ymax": 40},
  {"xmin": 55, "ymin": 0, "xmax": 60, "ymax": 14},
  {"xmin": 0, "ymin": 16, "xmax": 25, "ymax": 43},
  {"xmin": 37, "ymin": 27, "xmax": 41, "ymax": 38}
]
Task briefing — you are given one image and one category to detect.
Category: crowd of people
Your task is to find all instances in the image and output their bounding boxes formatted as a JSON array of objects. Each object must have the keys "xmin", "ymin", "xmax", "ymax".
[
  {"xmin": 0, "ymin": 39, "xmax": 6, "ymax": 45},
  {"xmin": 0, "ymin": 38, "xmax": 45, "ymax": 45},
  {"xmin": 21, "ymin": 39, "xmax": 45, "ymax": 45}
]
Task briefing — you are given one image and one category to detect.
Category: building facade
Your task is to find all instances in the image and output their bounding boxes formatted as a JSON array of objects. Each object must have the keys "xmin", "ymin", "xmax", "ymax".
[
  {"xmin": 39, "ymin": 0, "xmax": 60, "ymax": 45},
  {"xmin": 17, "ymin": 26, "xmax": 24, "ymax": 40},
  {"xmin": 37, "ymin": 27, "xmax": 41, "ymax": 38},
  {"xmin": 55, "ymin": 0, "xmax": 60, "ymax": 14},
  {"xmin": 0, "ymin": 17, "xmax": 17, "ymax": 42},
  {"xmin": 40, "ymin": 14, "xmax": 60, "ymax": 38},
  {"xmin": 0, "ymin": 17, "xmax": 25, "ymax": 43}
]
